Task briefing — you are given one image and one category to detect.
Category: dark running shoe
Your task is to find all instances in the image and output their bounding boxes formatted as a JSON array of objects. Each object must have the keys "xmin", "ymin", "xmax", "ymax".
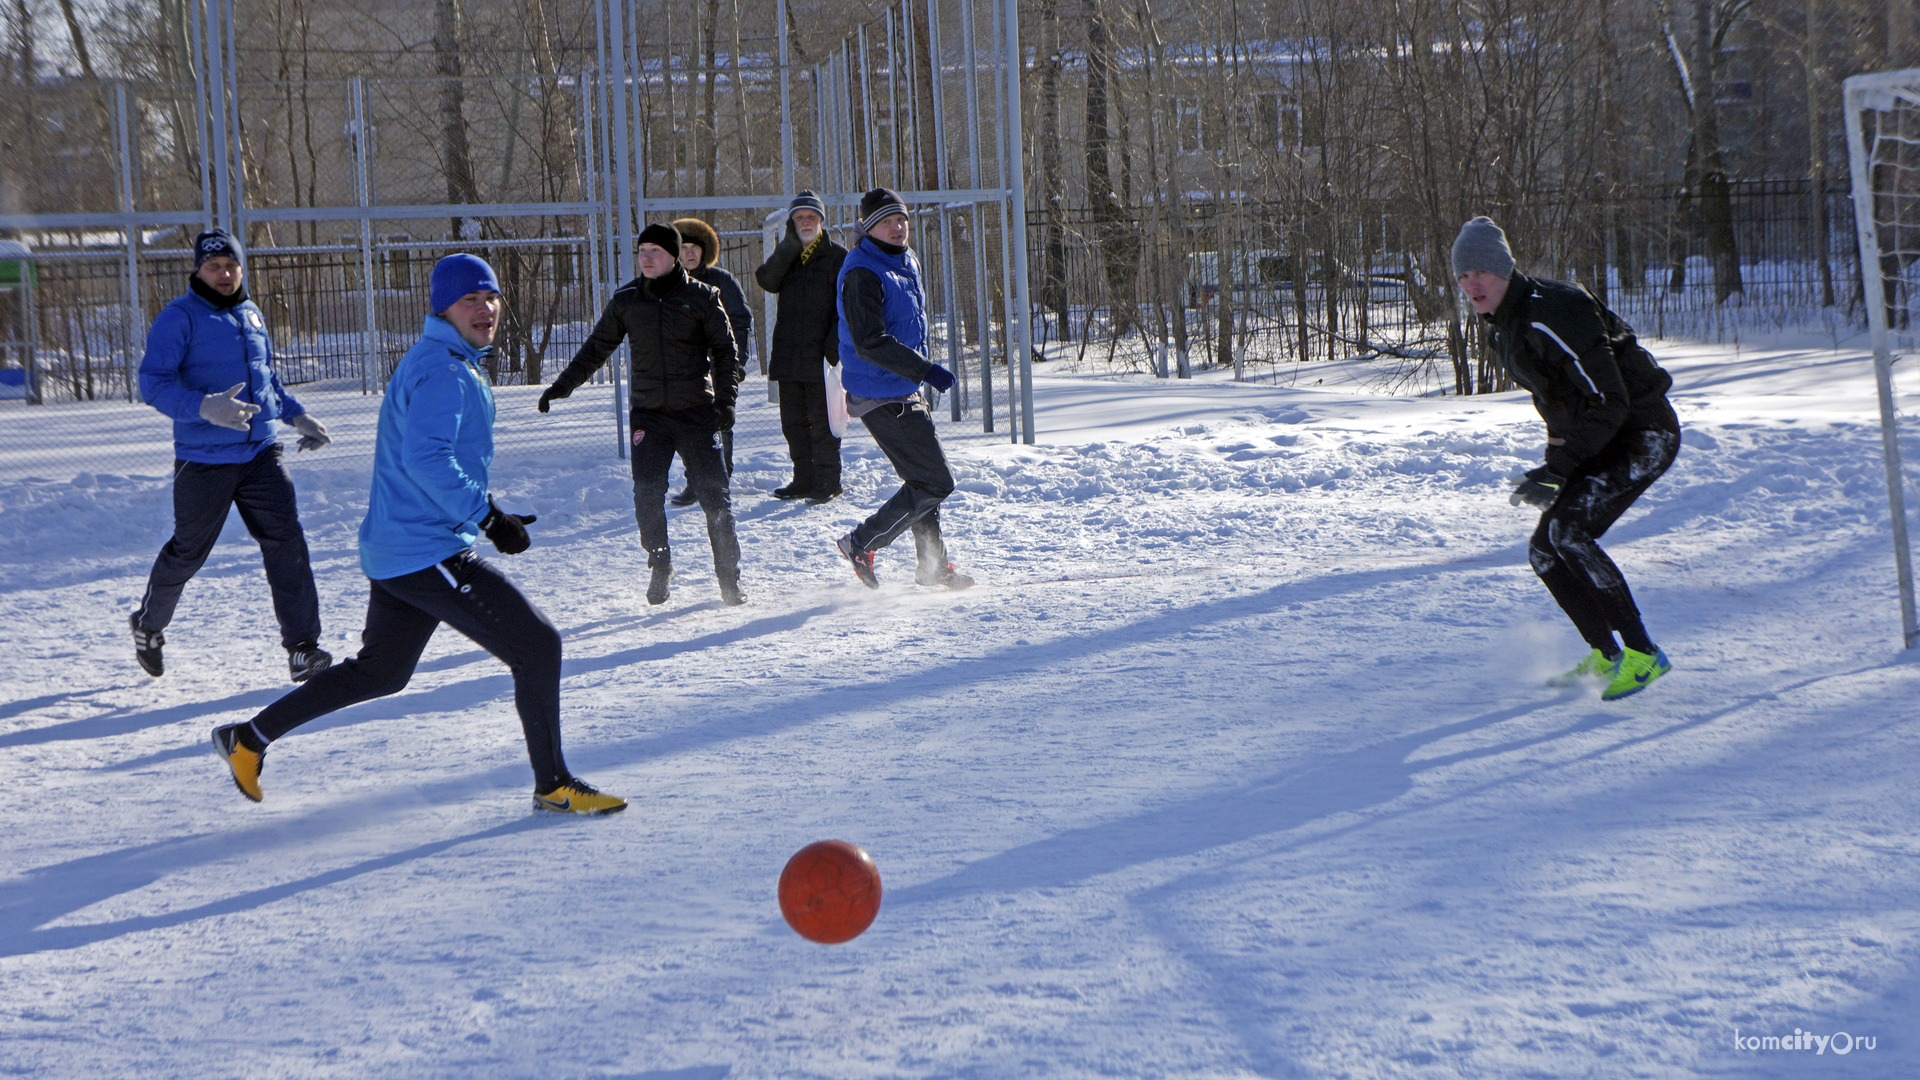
[
  {"xmin": 719, "ymin": 577, "xmax": 747, "ymax": 607},
  {"xmin": 288, "ymin": 642, "xmax": 333, "ymax": 683},
  {"xmin": 772, "ymin": 482, "xmax": 809, "ymax": 500},
  {"xmin": 805, "ymin": 484, "xmax": 843, "ymax": 505},
  {"xmin": 669, "ymin": 488, "xmax": 699, "ymax": 507},
  {"xmin": 130, "ymin": 613, "xmax": 165, "ymax": 678},
  {"xmin": 915, "ymin": 562, "xmax": 976, "ymax": 590},
  {"xmin": 837, "ymin": 534, "xmax": 879, "ymax": 589},
  {"xmin": 647, "ymin": 556, "xmax": 674, "ymax": 606}
]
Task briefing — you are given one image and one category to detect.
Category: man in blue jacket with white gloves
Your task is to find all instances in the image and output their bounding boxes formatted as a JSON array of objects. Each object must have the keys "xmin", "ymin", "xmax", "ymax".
[
  {"xmin": 834, "ymin": 188, "xmax": 973, "ymax": 591},
  {"xmin": 211, "ymin": 254, "xmax": 626, "ymax": 816},
  {"xmin": 131, "ymin": 229, "xmax": 334, "ymax": 682}
]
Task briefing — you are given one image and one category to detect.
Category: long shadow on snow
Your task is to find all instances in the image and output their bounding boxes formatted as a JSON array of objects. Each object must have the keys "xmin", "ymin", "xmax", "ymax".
[
  {"xmin": 96, "ymin": 604, "xmax": 835, "ymax": 773},
  {"xmin": 0, "ymin": 816, "xmax": 550, "ymax": 959},
  {"xmin": 1, "ymin": 604, "xmax": 735, "ymax": 750}
]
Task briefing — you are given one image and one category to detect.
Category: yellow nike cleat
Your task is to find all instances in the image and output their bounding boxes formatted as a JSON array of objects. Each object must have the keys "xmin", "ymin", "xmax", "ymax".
[
  {"xmin": 1548, "ymin": 648, "xmax": 1615, "ymax": 686},
  {"xmin": 1602, "ymin": 646, "xmax": 1672, "ymax": 701},
  {"xmin": 532, "ymin": 777, "xmax": 627, "ymax": 816},
  {"xmin": 211, "ymin": 723, "xmax": 266, "ymax": 802}
]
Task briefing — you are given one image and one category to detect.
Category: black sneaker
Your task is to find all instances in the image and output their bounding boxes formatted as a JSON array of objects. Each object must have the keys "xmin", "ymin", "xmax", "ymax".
[
  {"xmin": 772, "ymin": 482, "xmax": 809, "ymax": 500},
  {"xmin": 805, "ymin": 484, "xmax": 843, "ymax": 505},
  {"xmin": 915, "ymin": 562, "xmax": 976, "ymax": 590},
  {"xmin": 646, "ymin": 552, "xmax": 674, "ymax": 605},
  {"xmin": 130, "ymin": 613, "xmax": 164, "ymax": 677},
  {"xmin": 669, "ymin": 488, "xmax": 699, "ymax": 507},
  {"xmin": 837, "ymin": 534, "xmax": 879, "ymax": 589},
  {"xmin": 288, "ymin": 642, "xmax": 333, "ymax": 683},
  {"xmin": 719, "ymin": 577, "xmax": 747, "ymax": 606}
]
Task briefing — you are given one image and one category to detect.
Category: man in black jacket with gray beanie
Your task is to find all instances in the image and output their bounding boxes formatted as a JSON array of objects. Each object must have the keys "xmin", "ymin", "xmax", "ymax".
[
  {"xmin": 756, "ymin": 189, "xmax": 849, "ymax": 503},
  {"xmin": 537, "ymin": 222, "xmax": 745, "ymax": 608},
  {"xmin": 1454, "ymin": 215, "xmax": 1681, "ymax": 701}
]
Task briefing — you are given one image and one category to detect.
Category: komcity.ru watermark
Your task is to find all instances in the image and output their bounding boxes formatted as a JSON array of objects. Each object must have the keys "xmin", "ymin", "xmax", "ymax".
[{"xmin": 1733, "ymin": 1027, "xmax": 1877, "ymax": 1054}]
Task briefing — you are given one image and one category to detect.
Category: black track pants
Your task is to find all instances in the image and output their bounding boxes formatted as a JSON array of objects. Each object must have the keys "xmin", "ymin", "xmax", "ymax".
[
  {"xmin": 134, "ymin": 443, "xmax": 321, "ymax": 648},
  {"xmin": 849, "ymin": 398, "xmax": 954, "ymax": 557},
  {"xmin": 1529, "ymin": 426, "xmax": 1680, "ymax": 656},
  {"xmin": 631, "ymin": 408, "xmax": 741, "ymax": 579},
  {"xmin": 249, "ymin": 551, "xmax": 570, "ymax": 789},
  {"xmin": 777, "ymin": 379, "xmax": 842, "ymax": 491}
]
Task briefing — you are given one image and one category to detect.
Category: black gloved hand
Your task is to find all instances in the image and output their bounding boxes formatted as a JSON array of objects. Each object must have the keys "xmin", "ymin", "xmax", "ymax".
[
  {"xmin": 924, "ymin": 364, "xmax": 956, "ymax": 392},
  {"xmin": 715, "ymin": 404, "xmax": 736, "ymax": 432},
  {"xmin": 537, "ymin": 383, "xmax": 570, "ymax": 413},
  {"xmin": 480, "ymin": 496, "xmax": 537, "ymax": 555},
  {"xmin": 1509, "ymin": 466, "xmax": 1566, "ymax": 509}
]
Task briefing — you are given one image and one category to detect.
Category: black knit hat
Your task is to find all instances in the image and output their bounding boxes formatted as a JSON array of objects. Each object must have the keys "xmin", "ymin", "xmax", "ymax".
[
  {"xmin": 789, "ymin": 190, "xmax": 828, "ymax": 218},
  {"xmin": 858, "ymin": 188, "xmax": 908, "ymax": 233},
  {"xmin": 637, "ymin": 222, "xmax": 682, "ymax": 254},
  {"xmin": 193, "ymin": 228, "xmax": 243, "ymax": 269}
]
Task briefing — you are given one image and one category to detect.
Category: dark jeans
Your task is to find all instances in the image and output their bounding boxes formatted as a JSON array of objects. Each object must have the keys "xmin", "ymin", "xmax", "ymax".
[
  {"xmin": 632, "ymin": 408, "xmax": 741, "ymax": 579},
  {"xmin": 1529, "ymin": 426, "xmax": 1681, "ymax": 656},
  {"xmin": 849, "ymin": 398, "xmax": 954, "ymax": 562},
  {"xmin": 134, "ymin": 443, "xmax": 320, "ymax": 648},
  {"xmin": 249, "ymin": 551, "xmax": 570, "ymax": 788},
  {"xmin": 778, "ymin": 379, "xmax": 842, "ymax": 491}
]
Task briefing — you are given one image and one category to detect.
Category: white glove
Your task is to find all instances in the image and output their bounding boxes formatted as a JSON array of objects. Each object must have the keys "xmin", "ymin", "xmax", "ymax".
[
  {"xmin": 199, "ymin": 383, "xmax": 259, "ymax": 431},
  {"xmin": 289, "ymin": 413, "xmax": 331, "ymax": 452}
]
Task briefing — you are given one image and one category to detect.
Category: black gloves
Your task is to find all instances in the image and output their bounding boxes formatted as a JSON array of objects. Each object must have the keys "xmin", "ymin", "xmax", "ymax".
[
  {"xmin": 480, "ymin": 496, "xmax": 537, "ymax": 555},
  {"xmin": 715, "ymin": 404, "xmax": 736, "ymax": 432},
  {"xmin": 924, "ymin": 364, "xmax": 957, "ymax": 392},
  {"xmin": 1509, "ymin": 466, "xmax": 1566, "ymax": 509},
  {"xmin": 537, "ymin": 383, "xmax": 570, "ymax": 413}
]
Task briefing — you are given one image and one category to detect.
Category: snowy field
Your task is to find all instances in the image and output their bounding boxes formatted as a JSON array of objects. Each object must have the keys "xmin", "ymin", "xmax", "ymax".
[{"xmin": 2, "ymin": 330, "xmax": 1917, "ymax": 1078}]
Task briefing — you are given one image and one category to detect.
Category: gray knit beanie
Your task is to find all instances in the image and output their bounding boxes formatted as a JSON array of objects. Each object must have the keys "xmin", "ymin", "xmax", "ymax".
[{"xmin": 1450, "ymin": 217, "xmax": 1514, "ymax": 279}]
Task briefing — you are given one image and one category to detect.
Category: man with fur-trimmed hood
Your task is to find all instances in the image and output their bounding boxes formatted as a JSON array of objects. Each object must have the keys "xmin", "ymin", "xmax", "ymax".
[{"xmin": 669, "ymin": 217, "xmax": 751, "ymax": 505}]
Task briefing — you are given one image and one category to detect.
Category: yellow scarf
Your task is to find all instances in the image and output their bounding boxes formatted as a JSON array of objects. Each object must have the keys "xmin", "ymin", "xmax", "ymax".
[{"xmin": 798, "ymin": 233, "xmax": 825, "ymax": 265}]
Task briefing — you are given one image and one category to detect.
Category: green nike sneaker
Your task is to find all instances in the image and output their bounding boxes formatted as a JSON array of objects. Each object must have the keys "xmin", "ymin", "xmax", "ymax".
[
  {"xmin": 1602, "ymin": 646, "xmax": 1671, "ymax": 701},
  {"xmin": 1549, "ymin": 648, "xmax": 1615, "ymax": 686}
]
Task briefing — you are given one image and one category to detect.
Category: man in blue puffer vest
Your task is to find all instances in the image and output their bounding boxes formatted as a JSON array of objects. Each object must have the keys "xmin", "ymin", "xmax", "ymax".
[
  {"xmin": 211, "ymin": 255, "xmax": 626, "ymax": 816},
  {"xmin": 131, "ymin": 228, "xmax": 334, "ymax": 683},
  {"xmin": 833, "ymin": 188, "xmax": 973, "ymax": 590}
]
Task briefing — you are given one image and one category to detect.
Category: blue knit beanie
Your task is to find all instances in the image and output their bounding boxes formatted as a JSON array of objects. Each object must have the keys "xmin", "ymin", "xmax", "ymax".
[
  {"xmin": 193, "ymin": 229, "xmax": 243, "ymax": 269},
  {"xmin": 430, "ymin": 253, "xmax": 500, "ymax": 312}
]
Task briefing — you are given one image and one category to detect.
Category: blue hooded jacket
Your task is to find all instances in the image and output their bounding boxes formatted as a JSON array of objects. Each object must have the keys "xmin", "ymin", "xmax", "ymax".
[
  {"xmin": 359, "ymin": 316, "xmax": 495, "ymax": 580},
  {"xmin": 139, "ymin": 286, "xmax": 305, "ymax": 464},
  {"xmin": 835, "ymin": 236, "xmax": 929, "ymax": 399}
]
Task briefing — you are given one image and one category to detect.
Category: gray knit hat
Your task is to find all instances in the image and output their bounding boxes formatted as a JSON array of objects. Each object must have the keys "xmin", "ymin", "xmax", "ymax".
[
  {"xmin": 789, "ymin": 190, "xmax": 827, "ymax": 218},
  {"xmin": 1450, "ymin": 217, "xmax": 1514, "ymax": 279}
]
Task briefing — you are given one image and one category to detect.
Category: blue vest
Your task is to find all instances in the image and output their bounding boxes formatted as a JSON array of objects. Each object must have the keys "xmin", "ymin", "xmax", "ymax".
[{"xmin": 835, "ymin": 237, "xmax": 928, "ymax": 399}]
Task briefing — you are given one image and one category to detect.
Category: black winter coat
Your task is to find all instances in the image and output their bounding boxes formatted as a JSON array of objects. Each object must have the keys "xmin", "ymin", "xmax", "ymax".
[
  {"xmin": 754, "ymin": 225, "xmax": 848, "ymax": 383},
  {"xmin": 550, "ymin": 265, "xmax": 738, "ymax": 413},
  {"xmin": 1484, "ymin": 272, "xmax": 1679, "ymax": 477},
  {"xmin": 689, "ymin": 265, "xmax": 752, "ymax": 382}
]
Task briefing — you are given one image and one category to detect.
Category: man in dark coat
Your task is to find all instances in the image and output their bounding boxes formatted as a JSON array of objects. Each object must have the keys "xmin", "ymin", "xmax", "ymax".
[
  {"xmin": 538, "ymin": 222, "xmax": 745, "ymax": 607},
  {"xmin": 1455, "ymin": 216, "xmax": 1681, "ymax": 700},
  {"xmin": 132, "ymin": 228, "xmax": 334, "ymax": 683},
  {"xmin": 756, "ymin": 190, "xmax": 848, "ymax": 504},
  {"xmin": 668, "ymin": 217, "xmax": 751, "ymax": 506},
  {"xmin": 833, "ymin": 188, "xmax": 972, "ymax": 591}
]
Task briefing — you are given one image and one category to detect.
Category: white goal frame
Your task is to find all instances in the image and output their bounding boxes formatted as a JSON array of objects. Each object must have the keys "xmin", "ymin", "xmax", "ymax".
[{"xmin": 1844, "ymin": 68, "xmax": 1920, "ymax": 649}]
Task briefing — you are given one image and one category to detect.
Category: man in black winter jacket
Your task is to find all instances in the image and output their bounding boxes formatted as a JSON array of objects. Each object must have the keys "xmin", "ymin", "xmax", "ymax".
[
  {"xmin": 668, "ymin": 216, "xmax": 751, "ymax": 505},
  {"xmin": 538, "ymin": 222, "xmax": 745, "ymax": 607},
  {"xmin": 1455, "ymin": 216, "xmax": 1681, "ymax": 701},
  {"xmin": 756, "ymin": 190, "xmax": 848, "ymax": 503}
]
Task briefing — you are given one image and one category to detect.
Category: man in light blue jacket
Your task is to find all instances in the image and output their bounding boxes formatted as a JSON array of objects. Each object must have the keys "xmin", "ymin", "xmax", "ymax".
[
  {"xmin": 211, "ymin": 254, "xmax": 626, "ymax": 816},
  {"xmin": 131, "ymin": 229, "xmax": 334, "ymax": 682}
]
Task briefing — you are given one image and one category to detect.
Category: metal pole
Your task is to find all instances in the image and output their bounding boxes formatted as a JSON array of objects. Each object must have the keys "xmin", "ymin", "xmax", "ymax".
[
  {"xmin": 923, "ymin": 0, "xmax": 963, "ymax": 420},
  {"xmin": 114, "ymin": 83, "xmax": 141, "ymax": 403},
  {"xmin": 990, "ymin": 0, "xmax": 1015, "ymax": 440},
  {"xmin": 351, "ymin": 77, "xmax": 376, "ymax": 394},
  {"xmin": 1844, "ymin": 78, "xmax": 1919, "ymax": 648},
  {"xmin": 778, "ymin": 0, "xmax": 794, "ymax": 195},
  {"xmin": 959, "ymin": 0, "xmax": 992, "ymax": 431},
  {"xmin": 858, "ymin": 25, "xmax": 874, "ymax": 190},
  {"xmin": 187, "ymin": 0, "xmax": 213, "ymax": 229},
  {"xmin": 201, "ymin": 0, "xmax": 233, "ymax": 232},
  {"xmin": 603, "ymin": 0, "xmax": 635, "ymax": 458},
  {"xmin": 886, "ymin": 9, "xmax": 901, "ymax": 185},
  {"xmin": 580, "ymin": 72, "xmax": 606, "ymax": 317},
  {"xmin": 1003, "ymin": 0, "xmax": 1035, "ymax": 443},
  {"xmin": 223, "ymin": 0, "xmax": 247, "ymax": 222}
]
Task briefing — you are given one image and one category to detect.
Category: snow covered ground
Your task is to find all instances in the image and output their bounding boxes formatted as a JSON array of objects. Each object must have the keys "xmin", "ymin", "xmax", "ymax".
[{"xmin": 2, "ymin": 330, "xmax": 1917, "ymax": 1078}]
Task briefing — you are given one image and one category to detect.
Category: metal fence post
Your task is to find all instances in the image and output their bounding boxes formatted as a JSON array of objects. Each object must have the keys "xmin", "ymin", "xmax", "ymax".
[{"xmin": 114, "ymin": 83, "xmax": 141, "ymax": 404}]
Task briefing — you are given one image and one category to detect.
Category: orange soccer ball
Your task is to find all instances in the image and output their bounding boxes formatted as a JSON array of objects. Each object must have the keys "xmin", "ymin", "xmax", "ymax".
[{"xmin": 778, "ymin": 840, "xmax": 883, "ymax": 944}]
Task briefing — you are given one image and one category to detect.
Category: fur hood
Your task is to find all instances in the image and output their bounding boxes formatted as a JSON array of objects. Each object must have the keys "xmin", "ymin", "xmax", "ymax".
[{"xmin": 672, "ymin": 217, "xmax": 721, "ymax": 268}]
